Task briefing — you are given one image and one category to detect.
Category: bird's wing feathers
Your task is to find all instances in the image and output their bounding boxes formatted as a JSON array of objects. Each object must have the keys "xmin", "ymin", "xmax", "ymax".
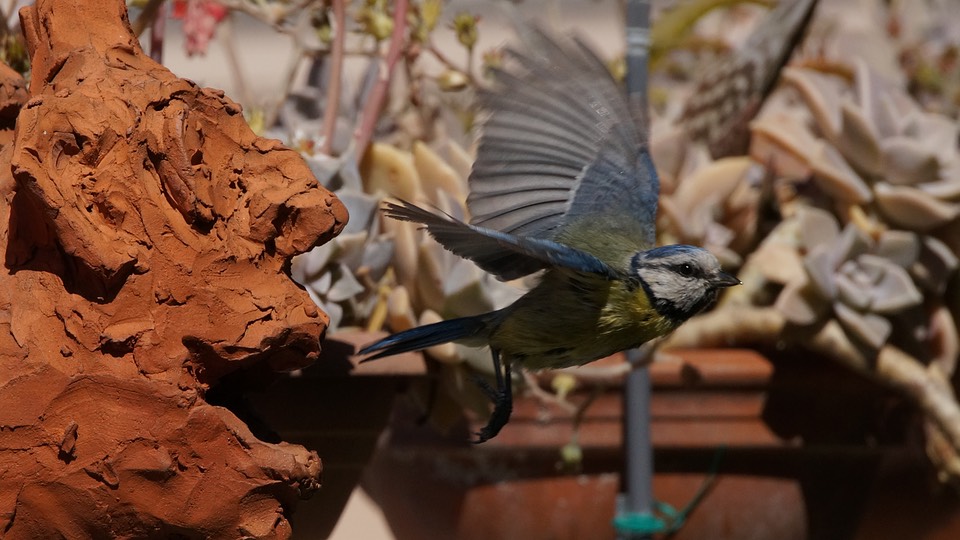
[
  {"xmin": 560, "ymin": 148, "xmax": 660, "ymax": 249},
  {"xmin": 383, "ymin": 200, "xmax": 618, "ymax": 281},
  {"xmin": 466, "ymin": 28, "xmax": 659, "ymax": 263}
]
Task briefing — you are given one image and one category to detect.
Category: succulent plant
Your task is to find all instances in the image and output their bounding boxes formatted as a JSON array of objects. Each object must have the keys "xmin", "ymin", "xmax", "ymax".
[
  {"xmin": 746, "ymin": 56, "xmax": 960, "ymax": 341},
  {"xmin": 287, "ymin": 136, "xmax": 520, "ymax": 354},
  {"xmin": 654, "ymin": 2, "xmax": 960, "ymax": 483},
  {"xmin": 753, "ymin": 60, "xmax": 960, "ymax": 232},
  {"xmin": 773, "ymin": 207, "xmax": 957, "ymax": 351},
  {"xmin": 290, "ymin": 186, "xmax": 393, "ymax": 332},
  {"xmin": 657, "ymin": 155, "xmax": 764, "ymax": 268},
  {"xmin": 885, "ymin": 0, "xmax": 960, "ymax": 118}
]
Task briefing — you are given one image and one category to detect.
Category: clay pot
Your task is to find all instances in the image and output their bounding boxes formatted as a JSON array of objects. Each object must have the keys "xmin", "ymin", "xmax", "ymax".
[{"xmin": 274, "ymin": 347, "xmax": 960, "ymax": 539}]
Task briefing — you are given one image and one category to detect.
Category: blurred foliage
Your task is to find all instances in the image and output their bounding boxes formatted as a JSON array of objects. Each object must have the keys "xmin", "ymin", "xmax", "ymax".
[
  {"xmin": 649, "ymin": 0, "xmax": 774, "ymax": 69},
  {"xmin": 0, "ymin": 33, "xmax": 28, "ymax": 76}
]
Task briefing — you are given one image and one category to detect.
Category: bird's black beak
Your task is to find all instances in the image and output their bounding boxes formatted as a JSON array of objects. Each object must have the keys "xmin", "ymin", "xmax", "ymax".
[{"xmin": 712, "ymin": 271, "xmax": 741, "ymax": 288}]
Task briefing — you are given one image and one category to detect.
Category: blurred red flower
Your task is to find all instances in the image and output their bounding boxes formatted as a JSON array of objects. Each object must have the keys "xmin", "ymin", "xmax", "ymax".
[{"xmin": 171, "ymin": 0, "xmax": 229, "ymax": 56}]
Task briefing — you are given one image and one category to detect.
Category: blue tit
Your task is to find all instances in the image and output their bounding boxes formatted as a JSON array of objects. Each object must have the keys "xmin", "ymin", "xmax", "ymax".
[{"xmin": 359, "ymin": 29, "xmax": 740, "ymax": 442}]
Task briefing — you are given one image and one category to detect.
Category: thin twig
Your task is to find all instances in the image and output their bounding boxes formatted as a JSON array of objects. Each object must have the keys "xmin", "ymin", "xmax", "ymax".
[
  {"xmin": 213, "ymin": 0, "xmax": 320, "ymax": 36},
  {"xmin": 427, "ymin": 41, "xmax": 482, "ymax": 87},
  {"xmin": 522, "ymin": 371, "xmax": 578, "ymax": 416},
  {"xmin": 0, "ymin": 0, "xmax": 12, "ymax": 26},
  {"xmin": 465, "ymin": 43, "xmax": 475, "ymax": 84},
  {"xmin": 216, "ymin": 0, "xmax": 325, "ymax": 130},
  {"xmin": 352, "ymin": 0, "xmax": 409, "ymax": 156},
  {"xmin": 264, "ymin": 39, "xmax": 305, "ymax": 130},
  {"xmin": 217, "ymin": 13, "xmax": 252, "ymax": 108},
  {"xmin": 319, "ymin": 0, "xmax": 346, "ymax": 156},
  {"xmin": 133, "ymin": 0, "xmax": 167, "ymax": 37},
  {"xmin": 572, "ymin": 385, "xmax": 603, "ymax": 431},
  {"xmin": 149, "ymin": 1, "xmax": 166, "ymax": 64}
]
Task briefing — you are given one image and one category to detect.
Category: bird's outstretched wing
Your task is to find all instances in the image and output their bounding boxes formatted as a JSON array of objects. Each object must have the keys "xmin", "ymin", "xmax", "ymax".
[
  {"xmin": 384, "ymin": 200, "xmax": 618, "ymax": 281},
  {"xmin": 466, "ymin": 28, "xmax": 659, "ymax": 271}
]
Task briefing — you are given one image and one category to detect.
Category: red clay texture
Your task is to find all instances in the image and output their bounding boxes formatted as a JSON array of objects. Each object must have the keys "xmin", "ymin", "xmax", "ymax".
[{"xmin": 0, "ymin": 0, "xmax": 347, "ymax": 537}]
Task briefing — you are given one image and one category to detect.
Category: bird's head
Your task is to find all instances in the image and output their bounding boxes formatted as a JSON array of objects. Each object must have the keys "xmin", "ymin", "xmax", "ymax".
[{"xmin": 630, "ymin": 245, "xmax": 740, "ymax": 323}]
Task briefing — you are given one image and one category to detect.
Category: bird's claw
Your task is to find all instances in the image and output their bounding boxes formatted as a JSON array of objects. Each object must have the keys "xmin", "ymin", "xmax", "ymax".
[
  {"xmin": 472, "ymin": 388, "xmax": 512, "ymax": 444},
  {"xmin": 470, "ymin": 374, "xmax": 513, "ymax": 444}
]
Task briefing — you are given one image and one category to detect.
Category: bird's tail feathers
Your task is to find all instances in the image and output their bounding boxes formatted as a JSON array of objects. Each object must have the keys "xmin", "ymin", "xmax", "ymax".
[{"xmin": 359, "ymin": 314, "xmax": 493, "ymax": 362}]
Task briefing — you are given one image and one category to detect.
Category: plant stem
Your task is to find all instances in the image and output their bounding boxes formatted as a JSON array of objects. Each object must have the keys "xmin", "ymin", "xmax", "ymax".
[
  {"xmin": 149, "ymin": 0, "xmax": 166, "ymax": 63},
  {"xmin": 264, "ymin": 39, "xmax": 305, "ymax": 130},
  {"xmin": 352, "ymin": 0, "xmax": 409, "ymax": 156},
  {"xmin": 427, "ymin": 40, "xmax": 482, "ymax": 87},
  {"xmin": 218, "ymin": 12, "xmax": 252, "ymax": 108},
  {"xmin": 133, "ymin": 0, "xmax": 167, "ymax": 37},
  {"xmin": 319, "ymin": 0, "xmax": 346, "ymax": 156}
]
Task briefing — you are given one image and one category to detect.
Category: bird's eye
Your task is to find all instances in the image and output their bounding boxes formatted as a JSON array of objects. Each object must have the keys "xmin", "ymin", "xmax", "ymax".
[{"xmin": 677, "ymin": 263, "xmax": 694, "ymax": 277}]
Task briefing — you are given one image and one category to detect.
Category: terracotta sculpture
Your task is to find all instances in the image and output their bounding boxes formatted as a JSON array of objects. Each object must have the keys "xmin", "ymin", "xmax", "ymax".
[{"xmin": 0, "ymin": 0, "xmax": 346, "ymax": 537}]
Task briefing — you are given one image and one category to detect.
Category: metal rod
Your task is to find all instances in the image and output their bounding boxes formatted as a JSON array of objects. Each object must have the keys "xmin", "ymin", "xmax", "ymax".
[
  {"xmin": 624, "ymin": 0, "xmax": 651, "ymax": 138},
  {"xmin": 619, "ymin": 1, "xmax": 654, "ymax": 538},
  {"xmin": 623, "ymin": 352, "xmax": 654, "ymax": 519}
]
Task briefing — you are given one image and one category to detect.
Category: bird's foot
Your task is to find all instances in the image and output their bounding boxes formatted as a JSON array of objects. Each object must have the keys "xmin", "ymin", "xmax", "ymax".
[{"xmin": 471, "ymin": 376, "xmax": 513, "ymax": 444}]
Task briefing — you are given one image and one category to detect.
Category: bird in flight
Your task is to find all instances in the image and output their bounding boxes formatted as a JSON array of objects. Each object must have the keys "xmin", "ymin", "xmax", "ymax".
[{"xmin": 360, "ymin": 29, "xmax": 739, "ymax": 442}]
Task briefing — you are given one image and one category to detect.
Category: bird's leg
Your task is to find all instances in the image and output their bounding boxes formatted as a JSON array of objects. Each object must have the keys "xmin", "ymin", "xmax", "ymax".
[{"xmin": 472, "ymin": 348, "xmax": 513, "ymax": 443}]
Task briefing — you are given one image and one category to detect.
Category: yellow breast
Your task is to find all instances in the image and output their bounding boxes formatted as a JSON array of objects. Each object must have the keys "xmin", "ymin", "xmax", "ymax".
[{"xmin": 489, "ymin": 270, "xmax": 679, "ymax": 370}]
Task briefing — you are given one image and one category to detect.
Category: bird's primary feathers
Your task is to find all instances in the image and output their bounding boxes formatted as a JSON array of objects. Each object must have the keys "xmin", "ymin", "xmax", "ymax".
[{"xmin": 360, "ymin": 28, "xmax": 739, "ymax": 442}]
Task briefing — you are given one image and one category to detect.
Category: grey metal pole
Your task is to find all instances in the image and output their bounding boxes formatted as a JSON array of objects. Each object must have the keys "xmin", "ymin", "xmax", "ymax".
[
  {"xmin": 621, "ymin": 350, "xmax": 655, "ymax": 537},
  {"xmin": 624, "ymin": 0, "xmax": 651, "ymax": 134},
  {"xmin": 617, "ymin": 2, "xmax": 656, "ymax": 539}
]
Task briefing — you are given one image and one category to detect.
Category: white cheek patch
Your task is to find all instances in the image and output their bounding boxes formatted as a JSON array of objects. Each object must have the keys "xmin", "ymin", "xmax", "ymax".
[{"xmin": 641, "ymin": 269, "xmax": 709, "ymax": 315}]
